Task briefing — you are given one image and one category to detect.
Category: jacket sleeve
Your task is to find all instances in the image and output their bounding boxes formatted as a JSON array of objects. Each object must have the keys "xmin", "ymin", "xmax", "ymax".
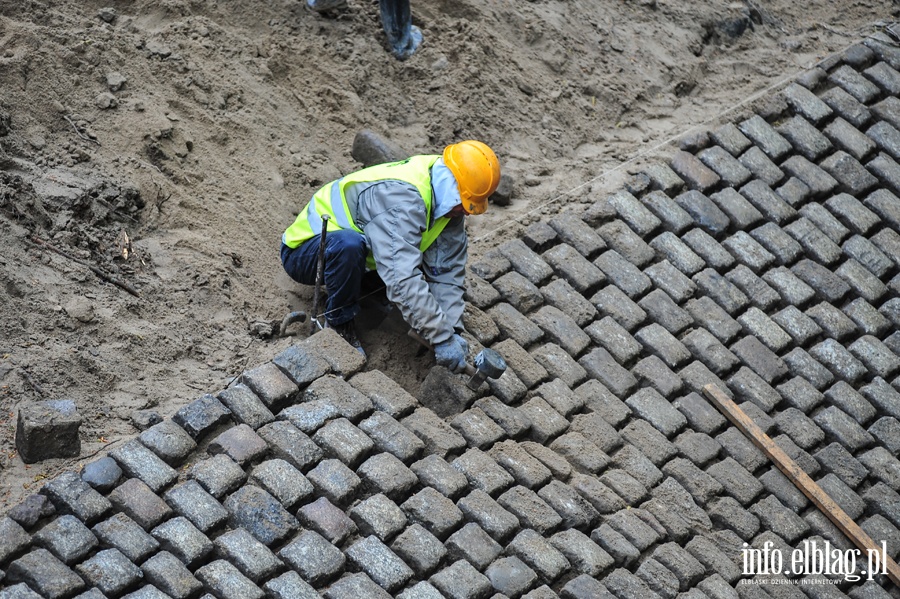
[
  {"xmin": 357, "ymin": 182, "xmax": 458, "ymax": 345},
  {"xmin": 422, "ymin": 215, "xmax": 467, "ymax": 333}
]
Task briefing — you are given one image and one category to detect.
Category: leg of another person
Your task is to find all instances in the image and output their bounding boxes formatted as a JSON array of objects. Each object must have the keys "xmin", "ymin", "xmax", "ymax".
[
  {"xmin": 379, "ymin": 0, "xmax": 422, "ymax": 59},
  {"xmin": 281, "ymin": 229, "xmax": 367, "ymax": 326}
]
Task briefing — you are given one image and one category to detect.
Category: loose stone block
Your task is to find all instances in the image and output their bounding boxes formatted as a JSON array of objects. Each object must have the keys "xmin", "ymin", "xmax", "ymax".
[
  {"xmin": 304, "ymin": 327, "xmax": 367, "ymax": 377},
  {"xmin": 16, "ymin": 400, "xmax": 81, "ymax": 463},
  {"xmin": 138, "ymin": 421, "xmax": 196, "ymax": 466},
  {"xmin": 429, "ymin": 560, "xmax": 494, "ymax": 599},
  {"xmin": 271, "ymin": 344, "xmax": 330, "ymax": 388},
  {"xmin": 401, "ymin": 408, "xmax": 467, "ymax": 458},
  {"xmin": 644, "ymin": 163, "xmax": 685, "ymax": 195},
  {"xmin": 195, "ymin": 560, "xmax": 264, "ymax": 599},
  {"xmin": 345, "ymin": 535, "xmax": 413, "ymax": 593},
  {"xmin": 6, "ymin": 549, "xmax": 85, "ymax": 599},
  {"xmin": 172, "ymin": 394, "xmax": 232, "ymax": 440},
  {"xmin": 140, "ymin": 551, "xmax": 204, "ymax": 599},
  {"xmin": 350, "ymin": 370, "xmax": 418, "ymax": 419},
  {"xmin": 109, "ymin": 478, "xmax": 172, "ymax": 530},
  {"xmin": 297, "ymin": 496, "xmax": 357, "ymax": 545},
  {"xmin": 76, "ymin": 548, "xmax": 143, "ymax": 597},
  {"xmin": 523, "ymin": 220, "xmax": 558, "ymax": 252},
  {"xmin": 189, "ymin": 454, "xmax": 246, "ymax": 498},
  {"xmin": 209, "ymin": 423, "xmax": 269, "ymax": 466},
  {"xmin": 469, "ymin": 248, "xmax": 511, "ymax": 282}
]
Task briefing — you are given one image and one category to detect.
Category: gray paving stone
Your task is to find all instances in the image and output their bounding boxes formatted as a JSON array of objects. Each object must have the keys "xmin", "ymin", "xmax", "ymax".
[
  {"xmin": 195, "ymin": 560, "xmax": 264, "ymax": 599},
  {"xmin": 224, "ymin": 485, "xmax": 298, "ymax": 546},
  {"xmin": 121, "ymin": 587, "xmax": 178, "ymax": 599},
  {"xmin": 706, "ymin": 456, "xmax": 764, "ymax": 505},
  {"xmin": 578, "ymin": 347, "xmax": 637, "ymax": 398},
  {"xmin": 486, "ymin": 556, "xmax": 539, "ymax": 598},
  {"xmin": 843, "ymin": 41, "xmax": 876, "ymax": 67},
  {"xmin": 349, "ymin": 371, "xmax": 418, "ymax": 419},
  {"xmin": 539, "ymin": 479, "xmax": 601, "ymax": 530},
  {"xmin": 825, "ymin": 381, "xmax": 877, "ymax": 426},
  {"xmin": 806, "ymin": 302, "xmax": 857, "ymax": 342},
  {"xmin": 548, "ymin": 210, "xmax": 608, "ymax": 257},
  {"xmin": 827, "ymin": 195, "xmax": 881, "ymax": 239},
  {"xmin": 214, "ymin": 528, "xmax": 282, "ymax": 582},
  {"xmin": 825, "ymin": 118, "xmax": 877, "ymax": 164},
  {"xmin": 635, "ymin": 558, "xmax": 679, "ymax": 599},
  {"xmin": 760, "ymin": 466, "xmax": 809, "ymax": 513},
  {"xmin": 585, "ymin": 317, "xmax": 640, "ymax": 366},
  {"xmin": 188, "ymin": 454, "xmax": 246, "ymax": 499},
  {"xmin": 138, "ymin": 421, "xmax": 197, "ymax": 466},
  {"xmin": 518, "ymin": 397, "xmax": 568, "ymax": 444},
  {"xmin": 163, "ymin": 480, "xmax": 228, "ymax": 533},
  {"xmin": 217, "ymin": 384, "xmax": 275, "ymax": 430},
  {"xmin": 109, "ymin": 478, "xmax": 172, "ymax": 530},
  {"xmin": 271, "ymin": 344, "xmax": 330, "ymax": 389},
  {"xmin": 750, "ymin": 495, "xmax": 810, "ymax": 544},
  {"xmin": 778, "ymin": 115, "xmax": 833, "ymax": 160},
  {"xmin": 716, "ymin": 427, "xmax": 768, "ymax": 472},
  {"xmin": 739, "ymin": 115, "xmax": 792, "ymax": 160},
  {"xmin": 662, "ymin": 458, "xmax": 723, "ymax": 505},
  {"xmin": 723, "ymin": 231, "xmax": 776, "ymax": 272},
  {"xmin": 810, "ymin": 339, "xmax": 868, "ymax": 383},
  {"xmin": 594, "ymin": 250, "xmax": 652, "ymax": 299},
  {"xmin": 649, "ymin": 477, "xmax": 713, "ymax": 536},
  {"xmin": 248, "ymin": 459, "xmax": 313, "ymax": 509},
  {"xmin": 150, "ymin": 516, "xmax": 212, "ymax": 566},
  {"xmin": 430, "ymin": 559, "xmax": 494, "ymax": 599},
  {"xmin": 591, "ymin": 522, "xmax": 641, "ymax": 567},
  {"xmin": 497, "ymin": 485, "xmax": 562, "ymax": 534},
  {"xmin": 541, "ymin": 243, "xmax": 606, "ymax": 294},
  {"xmin": 348, "ymin": 493, "xmax": 407, "ymax": 542},
  {"xmin": 800, "ymin": 202, "xmax": 851, "ymax": 245},
  {"xmin": 306, "ymin": 458, "xmax": 362, "ymax": 506},
  {"xmin": 772, "ymin": 306, "xmax": 820, "ymax": 345},
  {"xmin": 263, "ymin": 571, "xmax": 318, "ymax": 599},
  {"xmin": 540, "ymin": 278, "xmax": 597, "ymax": 327},
  {"xmin": 830, "ymin": 64, "xmax": 881, "ymax": 103},
  {"xmin": 644, "ymin": 260, "xmax": 696, "ymax": 304},
  {"xmin": 635, "ymin": 323, "xmax": 691, "ymax": 369},
  {"xmin": 711, "ymin": 122, "xmax": 753, "ymax": 156},
  {"xmin": 7, "ymin": 493, "xmax": 54, "ymax": 530},
  {"xmin": 470, "ymin": 248, "xmax": 511, "ymax": 282},
  {"xmin": 748, "ymin": 226, "xmax": 801, "ymax": 270},
  {"xmin": 782, "ymin": 82, "xmax": 834, "ymax": 123},
  {"xmin": 698, "ymin": 145, "xmax": 753, "ymax": 187},
  {"xmin": 738, "ymin": 146, "xmax": 785, "ymax": 187},
  {"xmin": 633, "ymin": 355, "xmax": 683, "ymax": 397},
  {"xmin": 324, "ymin": 573, "xmax": 392, "ymax": 599},
  {"xmin": 870, "ymin": 416, "xmax": 900, "ymax": 454},
  {"xmin": 784, "ymin": 218, "xmax": 842, "ymax": 266},
  {"xmin": 499, "ymin": 239, "xmax": 553, "ymax": 286},
  {"xmin": 625, "ymin": 387, "xmax": 688, "ymax": 437},
  {"xmin": 357, "ymin": 412, "xmax": 425, "ymax": 464},
  {"xmin": 401, "ymin": 487, "xmax": 464, "ymax": 540},
  {"xmin": 401, "ymin": 408, "xmax": 467, "ymax": 459},
  {"xmin": 406, "ymin": 456, "xmax": 466, "ymax": 502},
  {"xmin": 644, "ymin": 162, "xmax": 686, "ymax": 195},
  {"xmin": 465, "ymin": 272, "xmax": 503, "ymax": 312},
  {"xmin": 297, "ymin": 496, "xmax": 357, "ymax": 545},
  {"xmin": 685, "ymin": 297, "xmax": 741, "ymax": 345},
  {"xmin": 843, "ymin": 234, "xmax": 893, "ymax": 279},
  {"xmin": 738, "ymin": 308, "xmax": 791, "ymax": 353},
  {"xmin": 110, "ymin": 440, "xmax": 178, "ymax": 493},
  {"xmin": 685, "ymin": 536, "xmax": 741, "ymax": 584},
  {"xmin": 840, "ymin": 259, "xmax": 889, "ymax": 303},
  {"xmin": 493, "ymin": 271, "xmax": 543, "ymax": 314},
  {"xmin": 850, "ymin": 335, "xmax": 900, "ymax": 379},
  {"xmin": 92, "ymin": 513, "xmax": 159, "ymax": 563},
  {"xmin": 708, "ymin": 495, "xmax": 760, "ymax": 540},
  {"xmin": 574, "ymin": 379, "xmax": 631, "ymax": 428},
  {"xmin": 762, "ymin": 266, "xmax": 816, "ymax": 306},
  {"xmin": 0, "ymin": 518, "xmax": 30, "ymax": 567},
  {"xmin": 693, "ymin": 269, "xmax": 748, "ymax": 315},
  {"xmin": 488, "ymin": 302, "xmax": 545, "ymax": 348},
  {"xmin": 775, "ymin": 406, "xmax": 826, "ymax": 450},
  {"xmin": 602, "ymin": 567, "xmax": 662, "ymax": 599},
  {"xmin": 389, "ymin": 523, "xmax": 446, "ymax": 580},
  {"xmin": 599, "ymin": 469, "xmax": 649, "ymax": 505},
  {"xmin": 550, "ymin": 529, "xmax": 613, "ymax": 578},
  {"xmin": 358, "ymin": 454, "xmax": 418, "ymax": 503},
  {"xmin": 312, "ymin": 417, "xmax": 374, "ymax": 468},
  {"xmin": 530, "ymin": 344, "xmax": 586, "ymax": 390},
  {"xmin": 570, "ymin": 474, "xmax": 624, "ymax": 516},
  {"xmin": 650, "ymin": 232, "xmax": 706, "ymax": 276},
  {"xmin": 726, "ymin": 265, "xmax": 781, "ymax": 311},
  {"xmin": 302, "ymin": 375, "xmax": 373, "ymax": 422},
  {"xmin": 508, "ymin": 529, "xmax": 571, "ymax": 584},
  {"xmin": 523, "ymin": 220, "xmax": 558, "ymax": 252},
  {"xmin": 683, "ymin": 328, "xmax": 740, "ymax": 376},
  {"xmin": 638, "ymin": 289, "xmax": 693, "ymax": 334},
  {"xmin": 141, "ymin": 551, "xmax": 202, "ymax": 599},
  {"xmin": 489, "ymin": 440, "xmax": 551, "ymax": 489},
  {"xmin": 444, "ymin": 522, "xmax": 502, "ymax": 571},
  {"xmin": 611, "ymin": 443, "xmax": 663, "ymax": 487},
  {"xmin": 641, "ymin": 190, "xmax": 694, "ymax": 234},
  {"xmin": 860, "ymin": 446, "xmax": 900, "ymax": 489},
  {"xmin": 731, "ymin": 336, "xmax": 788, "ymax": 384},
  {"xmin": 822, "ymin": 86, "xmax": 873, "ymax": 128},
  {"xmin": 783, "ymin": 155, "xmax": 839, "ymax": 198},
  {"xmin": 773, "ymin": 434, "xmax": 821, "ymax": 477},
  {"xmin": 32, "ymin": 514, "xmax": 96, "ymax": 565},
  {"xmin": 679, "ymin": 360, "xmax": 731, "ymax": 399},
  {"xmin": 209, "ymin": 422, "xmax": 268, "ymax": 466},
  {"xmin": 827, "ymin": 150, "xmax": 881, "ymax": 195},
  {"xmin": 684, "ymin": 229, "xmax": 735, "ymax": 270},
  {"xmin": 396, "ymin": 582, "xmax": 444, "ymax": 599},
  {"xmin": 456, "ymin": 487, "xmax": 520, "ymax": 543},
  {"xmin": 606, "ymin": 190, "xmax": 662, "ymax": 236},
  {"xmin": 279, "ymin": 530, "xmax": 344, "ymax": 586},
  {"xmin": 674, "ymin": 431, "xmax": 722, "ymax": 467},
  {"xmin": 776, "ymin": 376, "xmax": 823, "ymax": 413},
  {"xmin": 620, "ymin": 418, "xmax": 678, "ymax": 467},
  {"xmin": 453, "ymin": 448, "xmax": 515, "ymax": 497},
  {"xmin": 172, "ymin": 394, "xmax": 232, "ymax": 440},
  {"xmin": 257, "ymin": 420, "xmax": 324, "ymax": 472},
  {"xmin": 346, "ymin": 535, "xmax": 413, "ymax": 592},
  {"xmin": 815, "ymin": 405, "xmax": 876, "ymax": 452},
  {"xmin": 598, "ymin": 220, "xmax": 655, "ymax": 267}
]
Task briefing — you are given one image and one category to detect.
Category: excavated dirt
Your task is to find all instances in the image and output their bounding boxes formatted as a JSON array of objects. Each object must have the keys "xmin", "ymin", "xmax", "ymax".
[{"xmin": 0, "ymin": 0, "xmax": 894, "ymax": 510}]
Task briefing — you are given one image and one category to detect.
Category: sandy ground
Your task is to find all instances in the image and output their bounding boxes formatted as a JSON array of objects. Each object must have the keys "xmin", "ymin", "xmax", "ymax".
[{"xmin": 0, "ymin": 0, "xmax": 895, "ymax": 511}]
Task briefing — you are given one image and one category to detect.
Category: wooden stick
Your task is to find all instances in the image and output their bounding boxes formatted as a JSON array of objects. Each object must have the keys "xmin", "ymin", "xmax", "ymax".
[
  {"xmin": 702, "ymin": 383, "xmax": 900, "ymax": 587},
  {"xmin": 29, "ymin": 236, "xmax": 141, "ymax": 298}
]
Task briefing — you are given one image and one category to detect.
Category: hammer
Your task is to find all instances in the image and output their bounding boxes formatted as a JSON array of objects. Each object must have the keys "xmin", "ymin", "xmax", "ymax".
[{"xmin": 408, "ymin": 329, "xmax": 508, "ymax": 389}]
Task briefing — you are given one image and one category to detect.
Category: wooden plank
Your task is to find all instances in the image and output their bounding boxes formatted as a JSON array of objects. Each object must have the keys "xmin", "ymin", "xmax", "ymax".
[{"xmin": 702, "ymin": 383, "xmax": 900, "ymax": 587}]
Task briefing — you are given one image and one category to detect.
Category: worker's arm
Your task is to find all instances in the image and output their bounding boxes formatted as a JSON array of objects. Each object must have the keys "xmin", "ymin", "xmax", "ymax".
[
  {"xmin": 422, "ymin": 214, "xmax": 467, "ymax": 333},
  {"xmin": 357, "ymin": 182, "xmax": 457, "ymax": 345}
]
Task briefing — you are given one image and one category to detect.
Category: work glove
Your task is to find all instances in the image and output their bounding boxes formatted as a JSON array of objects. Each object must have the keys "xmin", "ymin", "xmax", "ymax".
[
  {"xmin": 453, "ymin": 333, "xmax": 469, "ymax": 358},
  {"xmin": 435, "ymin": 336, "xmax": 468, "ymax": 374}
]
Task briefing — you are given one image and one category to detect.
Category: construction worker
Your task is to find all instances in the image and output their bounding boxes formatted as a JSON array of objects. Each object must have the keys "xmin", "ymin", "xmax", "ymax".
[{"xmin": 280, "ymin": 140, "xmax": 500, "ymax": 371}]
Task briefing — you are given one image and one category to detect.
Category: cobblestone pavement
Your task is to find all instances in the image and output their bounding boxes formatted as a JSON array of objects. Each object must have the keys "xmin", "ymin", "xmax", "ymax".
[{"xmin": 5, "ymin": 34, "xmax": 900, "ymax": 599}]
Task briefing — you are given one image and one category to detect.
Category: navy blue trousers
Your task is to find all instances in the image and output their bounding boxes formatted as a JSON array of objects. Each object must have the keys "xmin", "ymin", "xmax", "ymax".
[{"xmin": 281, "ymin": 230, "xmax": 367, "ymax": 326}]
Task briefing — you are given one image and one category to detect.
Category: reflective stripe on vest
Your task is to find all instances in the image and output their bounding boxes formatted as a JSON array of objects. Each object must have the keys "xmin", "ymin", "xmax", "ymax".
[{"xmin": 282, "ymin": 155, "xmax": 451, "ymax": 270}]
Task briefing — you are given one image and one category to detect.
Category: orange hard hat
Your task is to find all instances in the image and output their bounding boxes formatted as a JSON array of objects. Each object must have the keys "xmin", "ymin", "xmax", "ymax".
[{"xmin": 442, "ymin": 140, "xmax": 500, "ymax": 215}]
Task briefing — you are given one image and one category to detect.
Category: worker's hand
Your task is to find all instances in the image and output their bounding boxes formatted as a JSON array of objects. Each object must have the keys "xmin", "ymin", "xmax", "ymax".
[
  {"xmin": 452, "ymin": 333, "xmax": 469, "ymax": 358},
  {"xmin": 435, "ymin": 337, "xmax": 468, "ymax": 374}
]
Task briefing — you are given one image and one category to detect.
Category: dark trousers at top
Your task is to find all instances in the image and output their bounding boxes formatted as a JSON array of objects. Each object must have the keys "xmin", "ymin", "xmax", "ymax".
[{"xmin": 281, "ymin": 230, "xmax": 367, "ymax": 326}]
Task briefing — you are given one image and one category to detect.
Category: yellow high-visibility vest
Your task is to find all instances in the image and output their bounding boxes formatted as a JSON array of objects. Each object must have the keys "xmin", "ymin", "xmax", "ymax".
[{"xmin": 283, "ymin": 155, "xmax": 451, "ymax": 270}]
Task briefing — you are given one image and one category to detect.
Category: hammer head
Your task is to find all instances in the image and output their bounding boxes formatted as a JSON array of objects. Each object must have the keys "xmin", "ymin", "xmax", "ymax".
[{"xmin": 466, "ymin": 348, "xmax": 507, "ymax": 389}]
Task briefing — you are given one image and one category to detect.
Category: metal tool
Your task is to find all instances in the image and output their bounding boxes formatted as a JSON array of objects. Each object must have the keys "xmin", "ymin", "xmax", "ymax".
[
  {"xmin": 310, "ymin": 214, "xmax": 330, "ymax": 335},
  {"xmin": 407, "ymin": 329, "xmax": 508, "ymax": 389},
  {"xmin": 279, "ymin": 311, "xmax": 307, "ymax": 337}
]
